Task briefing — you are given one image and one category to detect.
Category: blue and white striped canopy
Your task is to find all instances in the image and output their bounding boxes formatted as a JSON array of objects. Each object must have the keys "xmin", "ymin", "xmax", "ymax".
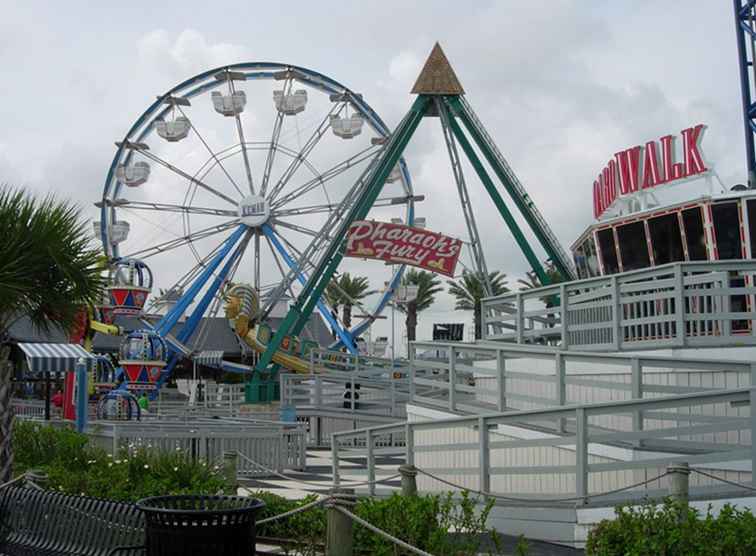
[{"xmin": 18, "ymin": 343, "xmax": 96, "ymax": 375}]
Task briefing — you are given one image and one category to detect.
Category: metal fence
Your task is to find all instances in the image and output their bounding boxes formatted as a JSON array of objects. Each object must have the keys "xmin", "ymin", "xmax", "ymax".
[
  {"xmin": 308, "ymin": 349, "xmax": 410, "ymax": 375},
  {"xmin": 332, "ymin": 387, "xmax": 754, "ymax": 505},
  {"xmin": 482, "ymin": 260, "xmax": 756, "ymax": 351},
  {"xmin": 11, "ymin": 399, "xmax": 46, "ymax": 420},
  {"xmin": 409, "ymin": 341, "xmax": 754, "ymax": 426},
  {"xmin": 85, "ymin": 418, "xmax": 307, "ymax": 476}
]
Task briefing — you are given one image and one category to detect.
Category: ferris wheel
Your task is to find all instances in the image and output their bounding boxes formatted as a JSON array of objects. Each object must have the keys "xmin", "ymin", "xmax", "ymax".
[{"xmin": 97, "ymin": 62, "xmax": 416, "ymax": 353}]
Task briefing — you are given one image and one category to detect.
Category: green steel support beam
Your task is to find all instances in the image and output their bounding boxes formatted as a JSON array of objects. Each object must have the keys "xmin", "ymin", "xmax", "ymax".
[
  {"xmin": 254, "ymin": 95, "xmax": 431, "ymax": 372},
  {"xmin": 447, "ymin": 96, "xmax": 572, "ymax": 280},
  {"xmin": 440, "ymin": 98, "xmax": 549, "ymax": 285}
]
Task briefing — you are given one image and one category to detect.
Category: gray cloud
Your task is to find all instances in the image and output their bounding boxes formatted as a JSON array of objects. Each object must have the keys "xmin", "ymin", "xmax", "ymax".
[{"xmin": 0, "ymin": 1, "xmax": 745, "ymax": 350}]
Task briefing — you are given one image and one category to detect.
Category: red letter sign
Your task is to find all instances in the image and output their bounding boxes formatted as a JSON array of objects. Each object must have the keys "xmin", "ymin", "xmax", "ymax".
[{"xmin": 345, "ymin": 220, "xmax": 463, "ymax": 277}]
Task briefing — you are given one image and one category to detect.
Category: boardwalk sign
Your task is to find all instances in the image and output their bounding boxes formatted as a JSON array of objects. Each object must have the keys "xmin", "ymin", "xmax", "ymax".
[
  {"xmin": 345, "ymin": 220, "xmax": 462, "ymax": 277},
  {"xmin": 593, "ymin": 124, "xmax": 708, "ymax": 219}
]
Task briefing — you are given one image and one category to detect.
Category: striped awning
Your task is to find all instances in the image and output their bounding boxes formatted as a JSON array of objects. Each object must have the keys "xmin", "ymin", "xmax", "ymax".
[
  {"xmin": 194, "ymin": 350, "xmax": 224, "ymax": 368},
  {"xmin": 18, "ymin": 343, "xmax": 96, "ymax": 375}
]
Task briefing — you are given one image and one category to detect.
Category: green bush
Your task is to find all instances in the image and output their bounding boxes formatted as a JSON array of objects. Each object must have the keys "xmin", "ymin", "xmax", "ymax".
[
  {"xmin": 354, "ymin": 490, "xmax": 500, "ymax": 556},
  {"xmin": 251, "ymin": 490, "xmax": 326, "ymax": 556},
  {"xmin": 12, "ymin": 420, "xmax": 228, "ymax": 502},
  {"xmin": 586, "ymin": 499, "xmax": 756, "ymax": 556},
  {"xmin": 249, "ymin": 490, "xmax": 501, "ymax": 556}
]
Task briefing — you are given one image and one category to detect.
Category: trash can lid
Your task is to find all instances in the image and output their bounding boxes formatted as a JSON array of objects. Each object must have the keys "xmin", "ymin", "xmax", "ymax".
[{"xmin": 137, "ymin": 495, "xmax": 265, "ymax": 516}]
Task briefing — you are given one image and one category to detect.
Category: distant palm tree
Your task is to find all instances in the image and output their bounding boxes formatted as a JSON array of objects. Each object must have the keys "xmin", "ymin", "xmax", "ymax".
[
  {"xmin": 517, "ymin": 261, "xmax": 563, "ymax": 308},
  {"xmin": 447, "ymin": 270, "xmax": 508, "ymax": 340},
  {"xmin": 0, "ymin": 187, "xmax": 104, "ymax": 482},
  {"xmin": 330, "ymin": 273, "xmax": 375, "ymax": 330},
  {"xmin": 323, "ymin": 280, "xmax": 342, "ymax": 339},
  {"xmin": 396, "ymin": 269, "xmax": 443, "ymax": 346}
]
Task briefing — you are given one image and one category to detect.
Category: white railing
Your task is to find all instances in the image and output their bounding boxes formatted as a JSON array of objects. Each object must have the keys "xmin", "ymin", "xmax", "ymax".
[
  {"xmin": 332, "ymin": 387, "xmax": 754, "ymax": 504},
  {"xmin": 482, "ymin": 260, "xmax": 756, "ymax": 351},
  {"xmin": 409, "ymin": 341, "xmax": 754, "ymax": 424},
  {"xmin": 85, "ymin": 418, "xmax": 307, "ymax": 476},
  {"xmin": 11, "ymin": 399, "xmax": 46, "ymax": 420},
  {"xmin": 308, "ymin": 348, "xmax": 410, "ymax": 375}
]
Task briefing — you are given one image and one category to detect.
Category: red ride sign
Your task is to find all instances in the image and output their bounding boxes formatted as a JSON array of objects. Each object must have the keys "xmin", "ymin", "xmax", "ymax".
[{"xmin": 345, "ymin": 220, "xmax": 462, "ymax": 277}]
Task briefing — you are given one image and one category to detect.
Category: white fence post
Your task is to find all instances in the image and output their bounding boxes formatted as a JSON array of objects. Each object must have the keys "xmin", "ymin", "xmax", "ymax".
[
  {"xmin": 332, "ymin": 434, "xmax": 341, "ymax": 487},
  {"xmin": 496, "ymin": 350, "xmax": 506, "ymax": 412},
  {"xmin": 560, "ymin": 283, "xmax": 569, "ymax": 348},
  {"xmin": 405, "ymin": 423, "xmax": 414, "ymax": 467},
  {"xmin": 409, "ymin": 346, "xmax": 416, "ymax": 402},
  {"xmin": 448, "ymin": 347, "xmax": 457, "ymax": 411},
  {"xmin": 631, "ymin": 358, "xmax": 644, "ymax": 445},
  {"xmin": 575, "ymin": 408, "xmax": 588, "ymax": 505},
  {"xmin": 366, "ymin": 429, "xmax": 375, "ymax": 496},
  {"xmin": 556, "ymin": 353, "xmax": 567, "ymax": 432},
  {"xmin": 673, "ymin": 265, "xmax": 686, "ymax": 346},
  {"xmin": 478, "ymin": 416, "xmax": 490, "ymax": 493},
  {"xmin": 315, "ymin": 376, "xmax": 323, "ymax": 408},
  {"xmin": 516, "ymin": 293, "xmax": 524, "ymax": 344},
  {"xmin": 611, "ymin": 275, "xmax": 621, "ymax": 350}
]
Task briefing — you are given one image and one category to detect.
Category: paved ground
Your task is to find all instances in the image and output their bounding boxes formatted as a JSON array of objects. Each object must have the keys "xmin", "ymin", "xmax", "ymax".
[{"xmin": 240, "ymin": 448, "xmax": 585, "ymax": 555}]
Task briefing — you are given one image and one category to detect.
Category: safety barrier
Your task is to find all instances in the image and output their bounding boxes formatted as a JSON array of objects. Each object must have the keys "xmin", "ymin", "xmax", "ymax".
[
  {"xmin": 409, "ymin": 340, "xmax": 753, "ymax": 425},
  {"xmin": 332, "ymin": 387, "xmax": 755, "ymax": 505},
  {"xmin": 84, "ymin": 419, "xmax": 307, "ymax": 476},
  {"xmin": 482, "ymin": 260, "xmax": 756, "ymax": 351}
]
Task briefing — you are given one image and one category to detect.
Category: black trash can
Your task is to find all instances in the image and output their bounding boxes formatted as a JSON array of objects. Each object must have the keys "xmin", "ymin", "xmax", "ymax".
[{"xmin": 137, "ymin": 495, "xmax": 265, "ymax": 556}]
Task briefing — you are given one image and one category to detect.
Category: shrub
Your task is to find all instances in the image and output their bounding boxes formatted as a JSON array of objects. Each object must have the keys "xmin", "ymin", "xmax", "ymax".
[
  {"xmin": 12, "ymin": 421, "xmax": 228, "ymax": 502},
  {"xmin": 250, "ymin": 489, "xmax": 501, "ymax": 556},
  {"xmin": 586, "ymin": 499, "xmax": 756, "ymax": 556},
  {"xmin": 251, "ymin": 490, "xmax": 326, "ymax": 556},
  {"xmin": 354, "ymin": 490, "xmax": 500, "ymax": 556}
]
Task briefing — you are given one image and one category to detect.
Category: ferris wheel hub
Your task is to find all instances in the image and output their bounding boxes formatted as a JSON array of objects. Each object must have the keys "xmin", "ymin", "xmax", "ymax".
[{"xmin": 238, "ymin": 195, "xmax": 271, "ymax": 228}]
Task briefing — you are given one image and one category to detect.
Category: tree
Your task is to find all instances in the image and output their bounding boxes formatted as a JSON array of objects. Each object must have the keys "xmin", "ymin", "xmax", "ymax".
[
  {"xmin": 329, "ymin": 273, "xmax": 375, "ymax": 330},
  {"xmin": 447, "ymin": 270, "xmax": 508, "ymax": 340},
  {"xmin": 517, "ymin": 261, "xmax": 563, "ymax": 308},
  {"xmin": 0, "ymin": 187, "xmax": 104, "ymax": 482},
  {"xmin": 396, "ymin": 269, "xmax": 443, "ymax": 347},
  {"xmin": 323, "ymin": 279, "xmax": 342, "ymax": 339}
]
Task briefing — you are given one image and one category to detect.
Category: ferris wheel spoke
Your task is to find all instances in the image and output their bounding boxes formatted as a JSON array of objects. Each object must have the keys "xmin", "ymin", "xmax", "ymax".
[
  {"xmin": 138, "ymin": 149, "xmax": 238, "ymax": 206},
  {"xmin": 266, "ymin": 102, "xmax": 347, "ymax": 203},
  {"xmin": 259, "ymin": 112, "xmax": 285, "ymax": 198},
  {"xmin": 263, "ymin": 233, "xmax": 300, "ymax": 302},
  {"xmin": 270, "ymin": 218, "xmax": 335, "ymax": 243},
  {"xmin": 271, "ymin": 143, "xmax": 381, "ymax": 209},
  {"xmin": 254, "ymin": 231, "xmax": 261, "ymax": 291},
  {"xmin": 124, "ymin": 221, "xmax": 239, "ymax": 260},
  {"xmin": 263, "ymin": 239, "xmax": 315, "ymax": 341},
  {"xmin": 262, "ymin": 225, "xmax": 352, "ymax": 346},
  {"xmin": 188, "ymin": 231, "xmax": 250, "ymax": 350},
  {"xmin": 276, "ymin": 232, "xmax": 371, "ymax": 316},
  {"xmin": 274, "ymin": 194, "xmax": 418, "ymax": 218},
  {"xmin": 111, "ymin": 200, "xmax": 237, "ymax": 218},
  {"xmin": 228, "ymin": 80, "xmax": 256, "ymax": 195},
  {"xmin": 143, "ymin": 240, "xmax": 227, "ymax": 313},
  {"xmin": 174, "ymin": 104, "xmax": 245, "ymax": 199}
]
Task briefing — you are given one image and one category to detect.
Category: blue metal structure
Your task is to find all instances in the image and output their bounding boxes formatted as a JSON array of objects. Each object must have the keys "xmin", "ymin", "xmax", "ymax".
[{"xmin": 735, "ymin": 0, "xmax": 756, "ymax": 187}]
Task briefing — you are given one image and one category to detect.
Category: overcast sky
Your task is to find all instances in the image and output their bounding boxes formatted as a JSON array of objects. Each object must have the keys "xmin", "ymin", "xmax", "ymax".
[{"xmin": 0, "ymin": 1, "xmax": 746, "ymax": 354}]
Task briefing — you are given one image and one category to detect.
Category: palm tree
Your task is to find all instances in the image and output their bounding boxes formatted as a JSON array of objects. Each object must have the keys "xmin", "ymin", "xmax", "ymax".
[
  {"xmin": 330, "ymin": 273, "xmax": 375, "ymax": 330},
  {"xmin": 396, "ymin": 269, "xmax": 442, "ymax": 346},
  {"xmin": 323, "ymin": 279, "xmax": 342, "ymax": 339},
  {"xmin": 517, "ymin": 261, "xmax": 563, "ymax": 308},
  {"xmin": 447, "ymin": 270, "xmax": 508, "ymax": 340},
  {"xmin": 0, "ymin": 187, "xmax": 104, "ymax": 482}
]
